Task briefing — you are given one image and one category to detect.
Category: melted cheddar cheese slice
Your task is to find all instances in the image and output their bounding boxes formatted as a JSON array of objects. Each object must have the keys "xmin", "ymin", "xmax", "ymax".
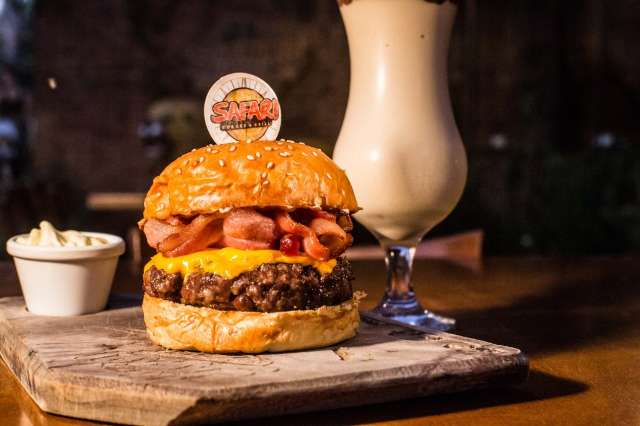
[{"xmin": 144, "ymin": 247, "xmax": 337, "ymax": 279}]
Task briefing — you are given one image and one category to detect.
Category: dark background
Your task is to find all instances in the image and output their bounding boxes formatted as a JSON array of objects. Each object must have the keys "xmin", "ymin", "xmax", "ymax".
[{"xmin": 0, "ymin": 0, "xmax": 639, "ymax": 256}]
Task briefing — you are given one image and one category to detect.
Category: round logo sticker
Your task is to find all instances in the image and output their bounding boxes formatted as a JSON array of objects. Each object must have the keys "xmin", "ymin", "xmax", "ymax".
[{"xmin": 204, "ymin": 73, "xmax": 282, "ymax": 144}]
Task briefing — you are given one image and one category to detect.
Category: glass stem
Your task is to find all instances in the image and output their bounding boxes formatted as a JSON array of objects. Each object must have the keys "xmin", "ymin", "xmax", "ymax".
[
  {"xmin": 372, "ymin": 240, "xmax": 456, "ymax": 330},
  {"xmin": 374, "ymin": 243, "xmax": 426, "ymax": 317},
  {"xmin": 384, "ymin": 244, "xmax": 417, "ymax": 300}
]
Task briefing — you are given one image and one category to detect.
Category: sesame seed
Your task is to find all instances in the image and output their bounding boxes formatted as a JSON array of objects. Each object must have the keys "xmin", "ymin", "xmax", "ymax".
[
  {"xmin": 312, "ymin": 151, "xmax": 318, "ymax": 157},
  {"xmin": 212, "ymin": 149, "xmax": 219, "ymax": 154},
  {"xmin": 279, "ymin": 152, "xmax": 291, "ymax": 157},
  {"xmin": 176, "ymin": 168, "xmax": 182, "ymax": 175},
  {"xmin": 158, "ymin": 203, "xmax": 165, "ymax": 209},
  {"xmin": 261, "ymin": 172, "xmax": 268, "ymax": 179},
  {"xmin": 252, "ymin": 184, "xmax": 260, "ymax": 194},
  {"xmin": 218, "ymin": 159, "xmax": 225, "ymax": 167},
  {"xmin": 266, "ymin": 161, "xmax": 275, "ymax": 169},
  {"xmin": 184, "ymin": 159, "xmax": 190, "ymax": 166},
  {"xmin": 247, "ymin": 154, "xmax": 255, "ymax": 161},
  {"xmin": 277, "ymin": 141, "xmax": 284, "ymax": 145},
  {"xmin": 246, "ymin": 139, "xmax": 253, "ymax": 144},
  {"xmin": 326, "ymin": 173, "xmax": 333, "ymax": 180},
  {"xmin": 191, "ymin": 148, "xmax": 196, "ymax": 152},
  {"xmin": 301, "ymin": 152, "xmax": 308, "ymax": 157},
  {"xmin": 154, "ymin": 191, "xmax": 162, "ymax": 197},
  {"xmin": 205, "ymin": 147, "xmax": 212, "ymax": 153},
  {"xmin": 262, "ymin": 180, "xmax": 269, "ymax": 186},
  {"xmin": 229, "ymin": 145, "xmax": 237, "ymax": 152},
  {"xmin": 198, "ymin": 156, "xmax": 205, "ymax": 163},
  {"xmin": 264, "ymin": 146, "xmax": 273, "ymax": 151},
  {"xmin": 255, "ymin": 152, "xmax": 262, "ymax": 158},
  {"xmin": 279, "ymin": 138, "xmax": 286, "ymax": 141},
  {"xmin": 287, "ymin": 145, "xmax": 294, "ymax": 150}
]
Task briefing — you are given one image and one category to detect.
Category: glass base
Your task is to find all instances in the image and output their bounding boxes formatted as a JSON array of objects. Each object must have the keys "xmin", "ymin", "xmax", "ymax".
[{"xmin": 373, "ymin": 294, "xmax": 455, "ymax": 331}]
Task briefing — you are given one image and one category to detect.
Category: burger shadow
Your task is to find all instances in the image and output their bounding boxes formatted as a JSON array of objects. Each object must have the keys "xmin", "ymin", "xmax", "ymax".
[{"xmin": 227, "ymin": 370, "xmax": 587, "ymax": 426}]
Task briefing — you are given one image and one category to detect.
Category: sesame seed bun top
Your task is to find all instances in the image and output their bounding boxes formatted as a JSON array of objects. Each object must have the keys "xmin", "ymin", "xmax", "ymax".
[{"xmin": 142, "ymin": 140, "xmax": 360, "ymax": 220}]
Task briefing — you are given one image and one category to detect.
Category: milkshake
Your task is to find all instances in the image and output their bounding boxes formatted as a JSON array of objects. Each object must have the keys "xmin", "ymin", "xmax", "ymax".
[
  {"xmin": 334, "ymin": 0, "xmax": 466, "ymax": 330},
  {"xmin": 334, "ymin": 0, "xmax": 466, "ymax": 245}
]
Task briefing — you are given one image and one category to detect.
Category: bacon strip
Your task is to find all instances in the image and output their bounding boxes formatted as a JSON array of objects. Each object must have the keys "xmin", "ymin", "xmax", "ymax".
[
  {"xmin": 222, "ymin": 208, "xmax": 277, "ymax": 246},
  {"xmin": 275, "ymin": 211, "xmax": 330, "ymax": 261},
  {"xmin": 222, "ymin": 235, "xmax": 272, "ymax": 250},
  {"xmin": 142, "ymin": 219, "xmax": 182, "ymax": 250},
  {"xmin": 142, "ymin": 208, "xmax": 352, "ymax": 260},
  {"xmin": 310, "ymin": 218, "xmax": 352, "ymax": 257},
  {"xmin": 158, "ymin": 215, "xmax": 223, "ymax": 257}
]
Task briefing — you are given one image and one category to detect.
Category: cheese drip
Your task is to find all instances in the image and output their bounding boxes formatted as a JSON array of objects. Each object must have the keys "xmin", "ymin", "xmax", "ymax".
[{"xmin": 144, "ymin": 247, "xmax": 337, "ymax": 280}]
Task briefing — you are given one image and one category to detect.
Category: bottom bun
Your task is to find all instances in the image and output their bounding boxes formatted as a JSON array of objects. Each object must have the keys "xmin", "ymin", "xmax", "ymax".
[{"xmin": 142, "ymin": 292, "xmax": 365, "ymax": 353}]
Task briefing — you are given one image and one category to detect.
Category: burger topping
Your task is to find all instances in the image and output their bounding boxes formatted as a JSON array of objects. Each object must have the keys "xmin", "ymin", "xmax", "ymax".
[
  {"xmin": 221, "ymin": 208, "xmax": 278, "ymax": 250},
  {"xmin": 279, "ymin": 234, "xmax": 302, "ymax": 256},
  {"xmin": 274, "ymin": 211, "xmax": 331, "ymax": 261},
  {"xmin": 157, "ymin": 214, "xmax": 222, "ymax": 257},
  {"xmin": 221, "ymin": 235, "xmax": 272, "ymax": 250},
  {"xmin": 310, "ymin": 217, "xmax": 353, "ymax": 258},
  {"xmin": 141, "ymin": 208, "xmax": 353, "ymax": 260},
  {"xmin": 139, "ymin": 218, "xmax": 180, "ymax": 249},
  {"xmin": 144, "ymin": 247, "xmax": 337, "ymax": 280}
]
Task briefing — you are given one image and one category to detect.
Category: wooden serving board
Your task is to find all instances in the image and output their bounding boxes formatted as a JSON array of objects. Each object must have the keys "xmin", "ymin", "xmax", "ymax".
[{"xmin": 0, "ymin": 296, "xmax": 527, "ymax": 425}]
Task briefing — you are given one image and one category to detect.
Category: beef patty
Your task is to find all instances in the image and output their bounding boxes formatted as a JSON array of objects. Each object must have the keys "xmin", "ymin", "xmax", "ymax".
[{"xmin": 143, "ymin": 258, "xmax": 354, "ymax": 313}]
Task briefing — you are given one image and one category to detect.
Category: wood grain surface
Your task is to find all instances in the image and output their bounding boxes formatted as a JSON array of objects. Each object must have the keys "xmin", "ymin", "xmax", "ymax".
[
  {"xmin": 1, "ymin": 257, "xmax": 639, "ymax": 425},
  {"xmin": 0, "ymin": 296, "xmax": 526, "ymax": 425}
]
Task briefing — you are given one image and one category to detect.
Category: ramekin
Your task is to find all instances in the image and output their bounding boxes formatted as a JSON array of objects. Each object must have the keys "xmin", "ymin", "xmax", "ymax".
[{"xmin": 6, "ymin": 233, "xmax": 125, "ymax": 316}]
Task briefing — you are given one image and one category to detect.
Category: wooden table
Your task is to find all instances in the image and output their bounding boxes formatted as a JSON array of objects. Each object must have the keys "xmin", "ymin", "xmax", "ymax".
[{"xmin": 1, "ymin": 257, "xmax": 639, "ymax": 425}]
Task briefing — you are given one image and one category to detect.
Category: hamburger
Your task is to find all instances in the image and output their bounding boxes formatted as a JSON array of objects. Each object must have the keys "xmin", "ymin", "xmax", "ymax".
[{"xmin": 138, "ymin": 139, "xmax": 362, "ymax": 353}]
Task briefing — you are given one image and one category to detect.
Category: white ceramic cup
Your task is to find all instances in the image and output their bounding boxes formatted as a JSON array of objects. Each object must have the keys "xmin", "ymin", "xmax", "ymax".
[{"xmin": 6, "ymin": 233, "xmax": 125, "ymax": 316}]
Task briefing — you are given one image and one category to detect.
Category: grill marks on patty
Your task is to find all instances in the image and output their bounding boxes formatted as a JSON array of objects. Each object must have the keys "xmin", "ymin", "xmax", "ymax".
[{"xmin": 142, "ymin": 258, "xmax": 354, "ymax": 313}]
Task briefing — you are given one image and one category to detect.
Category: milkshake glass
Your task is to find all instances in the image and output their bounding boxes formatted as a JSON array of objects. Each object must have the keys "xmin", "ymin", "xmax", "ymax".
[{"xmin": 334, "ymin": 0, "xmax": 467, "ymax": 330}]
